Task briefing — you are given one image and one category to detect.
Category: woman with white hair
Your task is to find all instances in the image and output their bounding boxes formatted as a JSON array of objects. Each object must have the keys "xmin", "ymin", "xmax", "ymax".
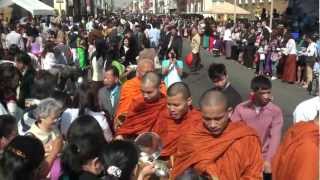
[{"xmin": 26, "ymin": 98, "xmax": 63, "ymax": 177}]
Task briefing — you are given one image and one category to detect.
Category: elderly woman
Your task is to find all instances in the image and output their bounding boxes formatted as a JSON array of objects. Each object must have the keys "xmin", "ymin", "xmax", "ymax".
[{"xmin": 26, "ymin": 98, "xmax": 63, "ymax": 177}]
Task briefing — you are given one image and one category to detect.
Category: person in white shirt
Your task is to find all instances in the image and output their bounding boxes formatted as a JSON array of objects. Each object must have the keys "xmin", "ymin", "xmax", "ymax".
[
  {"xmin": 293, "ymin": 96, "xmax": 320, "ymax": 123},
  {"xmin": 5, "ymin": 24, "xmax": 24, "ymax": 51},
  {"xmin": 59, "ymin": 82, "xmax": 113, "ymax": 142},
  {"xmin": 303, "ymin": 35, "xmax": 317, "ymax": 88},
  {"xmin": 223, "ymin": 24, "xmax": 233, "ymax": 59},
  {"xmin": 148, "ymin": 23, "xmax": 161, "ymax": 49},
  {"xmin": 282, "ymin": 34, "xmax": 297, "ymax": 83}
]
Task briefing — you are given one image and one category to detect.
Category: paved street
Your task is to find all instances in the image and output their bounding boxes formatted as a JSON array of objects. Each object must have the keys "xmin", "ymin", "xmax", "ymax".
[{"xmin": 181, "ymin": 39, "xmax": 313, "ymax": 133}]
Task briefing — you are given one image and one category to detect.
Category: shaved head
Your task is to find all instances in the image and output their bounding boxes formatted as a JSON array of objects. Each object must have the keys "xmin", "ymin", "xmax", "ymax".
[
  {"xmin": 137, "ymin": 59, "xmax": 155, "ymax": 78},
  {"xmin": 138, "ymin": 48, "xmax": 156, "ymax": 62},
  {"xmin": 141, "ymin": 72, "xmax": 161, "ymax": 88},
  {"xmin": 167, "ymin": 82, "xmax": 191, "ymax": 100},
  {"xmin": 199, "ymin": 90, "xmax": 228, "ymax": 110},
  {"xmin": 141, "ymin": 72, "xmax": 161, "ymax": 103}
]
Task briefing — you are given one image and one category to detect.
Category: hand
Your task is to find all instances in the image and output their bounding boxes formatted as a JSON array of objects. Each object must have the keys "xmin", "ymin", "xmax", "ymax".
[
  {"xmin": 115, "ymin": 135, "xmax": 124, "ymax": 140},
  {"xmin": 264, "ymin": 161, "xmax": 272, "ymax": 173},
  {"xmin": 139, "ymin": 164, "xmax": 156, "ymax": 178},
  {"xmin": 50, "ymin": 137, "xmax": 63, "ymax": 156}
]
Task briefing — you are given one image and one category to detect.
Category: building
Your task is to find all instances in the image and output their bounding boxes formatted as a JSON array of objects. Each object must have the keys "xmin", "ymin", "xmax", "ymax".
[
  {"xmin": 225, "ymin": 0, "xmax": 288, "ymax": 18},
  {"xmin": 186, "ymin": 0, "xmax": 204, "ymax": 13},
  {"xmin": 186, "ymin": 0, "xmax": 250, "ymax": 20}
]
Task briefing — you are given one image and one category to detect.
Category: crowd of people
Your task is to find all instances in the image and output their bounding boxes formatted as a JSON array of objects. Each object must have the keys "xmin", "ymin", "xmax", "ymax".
[
  {"xmin": 198, "ymin": 18, "xmax": 320, "ymax": 92},
  {"xmin": 0, "ymin": 11, "xmax": 319, "ymax": 180}
]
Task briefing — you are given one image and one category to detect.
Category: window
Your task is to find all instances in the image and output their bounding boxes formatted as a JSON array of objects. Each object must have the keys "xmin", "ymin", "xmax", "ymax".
[
  {"xmin": 239, "ymin": 0, "xmax": 242, "ymax": 4},
  {"xmin": 252, "ymin": 0, "xmax": 255, "ymax": 4}
]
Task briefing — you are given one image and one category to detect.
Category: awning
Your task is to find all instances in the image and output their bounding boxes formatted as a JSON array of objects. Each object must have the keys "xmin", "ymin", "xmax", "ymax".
[
  {"xmin": 0, "ymin": 0, "xmax": 55, "ymax": 16},
  {"xmin": 205, "ymin": 1, "xmax": 250, "ymax": 15}
]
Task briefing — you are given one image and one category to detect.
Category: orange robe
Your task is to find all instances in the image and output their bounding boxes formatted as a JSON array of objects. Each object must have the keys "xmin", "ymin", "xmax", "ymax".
[
  {"xmin": 171, "ymin": 121, "xmax": 263, "ymax": 180},
  {"xmin": 152, "ymin": 107, "xmax": 201, "ymax": 157},
  {"xmin": 116, "ymin": 94, "xmax": 167, "ymax": 137},
  {"xmin": 115, "ymin": 77, "xmax": 166, "ymax": 120},
  {"xmin": 272, "ymin": 121, "xmax": 319, "ymax": 180}
]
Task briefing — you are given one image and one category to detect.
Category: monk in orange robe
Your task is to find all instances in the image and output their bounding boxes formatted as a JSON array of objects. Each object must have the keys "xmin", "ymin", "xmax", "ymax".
[
  {"xmin": 152, "ymin": 82, "xmax": 201, "ymax": 157},
  {"xmin": 116, "ymin": 72, "xmax": 167, "ymax": 138},
  {"xmin": 115, "ymin": 59, "xmax": 166, "ymax": 126},
  {"xmin": 272, "ymin": 117, "xmax": 319, "ymax": 180},
  {"xmin": 171, "ymin": 90, "xmax": 263, "ymax": 180}
]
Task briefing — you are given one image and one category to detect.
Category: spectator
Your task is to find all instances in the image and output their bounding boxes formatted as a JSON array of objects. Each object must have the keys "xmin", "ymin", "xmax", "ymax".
[
  {"xmin": 282, "ymin": 33, "xmax": 297, "ymax": 84},
  {"xmin": 231, "ymin": 76, "xmax": 283, "ymax": 178},
  {"xmin": 223, "ymin": 23, "xmax": 233, "ymax": 59},
  {"xmin": 0, "ymin": 136, "xmax": 45, "ymax": 180},
  {"xmin": 5, "ymin": 24, "xmax": 24, "ymax": 51},
  {"xmin": 14, "ymin": 52, "xmax": 36, "ymax": 108},
  {"xmin": 119, "ymin": 37, "xmax": 136, "ymax": 66},
  {"xmin": 0, "ymin": 63, "xmax": 23, "ymax": 119},
  {"xmin": 60, "ymin": 82, "xmax": 113, "ymax": 142},
  {"xmin": 60, "ymin": 131, "xmax": 105, "ymax": 180},
  {"xmin": 162, "ymin": 49, "xmax": 183, "ymax": 87},
  {"xmin": 98, "ymin": 65, "xmax": 121, "ymax": 119},
  {"xmin": 208, "ymin": 63, "xmax": 242, "ymax": 109},
  {"xmin": 26, "ymin": 98, "xmax": 63, "ymax": 176},
  {"xmin": 303, "ymin": 35, "xmax": 317, "ymax": 88},
  {"xmin": 101, "ymin": 140, "xmax": 156, "ymax": 180},
  {"xmin": 0, "ymin": 115, "xmax": 17, "ymax": 151},
  {"xmin": 59, "ymin": 115, "xmax": 106, "ymax": 179},
  {"xmin": 190, "ymin": 27, "xmax": 201, "ymax": 72}
]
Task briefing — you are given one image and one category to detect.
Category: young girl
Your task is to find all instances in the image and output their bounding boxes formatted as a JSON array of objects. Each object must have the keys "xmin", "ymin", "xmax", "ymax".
[
  {"xmin": 76, "ymin": 31, "xmax": 88, "ymax": 70},
  {"xmin": 256, "ymin": 40, "xmax": 268, "ymax": 75}
]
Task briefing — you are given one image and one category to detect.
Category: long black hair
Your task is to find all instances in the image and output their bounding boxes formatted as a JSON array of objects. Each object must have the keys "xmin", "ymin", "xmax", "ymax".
[
  {"xmin": 101, "ymin": 140, "xmax": 139, "ymax": 180},
  {"xmin": 0, "ymin": 136, "xmax": 45, "ymax": 180},
  {"xmin": 60, "ymin": 115, "xmax": 106, "ymax": 180}
]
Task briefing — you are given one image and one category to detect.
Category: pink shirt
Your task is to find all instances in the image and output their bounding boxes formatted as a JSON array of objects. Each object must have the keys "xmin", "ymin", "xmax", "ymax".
[{"xmin": 231, "ymin": 101, "xmax": 283, "ymax": 163}]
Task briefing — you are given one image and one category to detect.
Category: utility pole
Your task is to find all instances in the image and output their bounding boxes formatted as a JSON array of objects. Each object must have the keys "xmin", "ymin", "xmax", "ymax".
[
  {"xmin": 269, "ymin": 0, "xmax": 273, "ymax": 30},
  {"xmin": 233, "ymin": 0, "xmax": 236, "ymax": 24}
]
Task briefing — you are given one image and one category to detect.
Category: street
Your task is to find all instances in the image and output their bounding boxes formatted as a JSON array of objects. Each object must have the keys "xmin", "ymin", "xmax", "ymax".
[{"xmin": 181, "ymin": 39, "xmax": 313, "ymax": 133}]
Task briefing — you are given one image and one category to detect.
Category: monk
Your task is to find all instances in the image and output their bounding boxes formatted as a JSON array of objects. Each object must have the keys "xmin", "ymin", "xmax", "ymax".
[
  {"xmin": 171, "ymin": 90, "xmax": 263, "ymax": 180},
  {"xmin": 114, "ymin": 58, "xmax": 166, "ymax": 127},
  {"xmin": 115, "ymin": 72, "xmax": 167, "ymax": 139},
  {"xmin": 152, "ymin": 82, "xmax": 201, "ymax": 158},
  {"xmin": 272, "ymin": 114, "xmax": 319, "ymax": 180}
]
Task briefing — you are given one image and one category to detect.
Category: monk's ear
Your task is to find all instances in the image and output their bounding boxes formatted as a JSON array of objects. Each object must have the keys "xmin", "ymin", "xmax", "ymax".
[
  {"xmin": 187, "ymin": 97, "xmax": 192, "ymax": 106},
  {"xmin": 227, "ymin": 107, "xmax": 233, "ymax": 118}
]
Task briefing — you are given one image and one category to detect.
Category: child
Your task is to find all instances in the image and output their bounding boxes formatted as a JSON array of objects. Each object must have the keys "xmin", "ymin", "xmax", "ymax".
[
  {"xmin": 76, "ymin": 31, "xmax": 88, "ymax": 70},
  {"xmin": 256, "ymin": 40, "xmax": 268, "ymax": 75}
]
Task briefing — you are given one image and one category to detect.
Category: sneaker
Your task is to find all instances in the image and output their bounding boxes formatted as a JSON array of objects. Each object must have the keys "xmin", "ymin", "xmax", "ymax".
[{"xmin": 271, "ymin": 76, "xmax": 277, "ymax": 80}]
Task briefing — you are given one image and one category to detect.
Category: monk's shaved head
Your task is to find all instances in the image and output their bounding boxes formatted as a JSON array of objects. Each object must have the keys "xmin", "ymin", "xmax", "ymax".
[
  {"xmin": 167, "ymin": 82, "xmax": 191, "ymax": 99},
  {"xmin": 138, "ymin": 48, "xmax": 156, "ymax": 62},
  {"xmin": 138, "ymin": 58, "xmax": 154, "ymax": 68},
  {"xmin": 137, "ymin": 59, "xmax": 155, "ymax": 78},
  {"xmin": 141, "ymin": 72, "xmax": 161, "ymax": 88},
  {"xmin": 199, "ymin": 90, "xmax": 228, "ymax": 110}
]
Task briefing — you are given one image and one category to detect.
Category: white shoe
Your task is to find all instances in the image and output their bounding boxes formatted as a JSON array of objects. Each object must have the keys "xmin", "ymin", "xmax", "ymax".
[{"xmin": 271, "ymin": 76, "xmax": 277, "ymax": 80}]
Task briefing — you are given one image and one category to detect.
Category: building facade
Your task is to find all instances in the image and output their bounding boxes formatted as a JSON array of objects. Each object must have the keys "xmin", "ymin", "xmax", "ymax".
[
  {"xmin": 225, "ymin": 0, "xmax": 288, "ymax": 18},
  {"xmin": 131, "ymin": 0, "xmax": 178, "ymax": 14}
]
